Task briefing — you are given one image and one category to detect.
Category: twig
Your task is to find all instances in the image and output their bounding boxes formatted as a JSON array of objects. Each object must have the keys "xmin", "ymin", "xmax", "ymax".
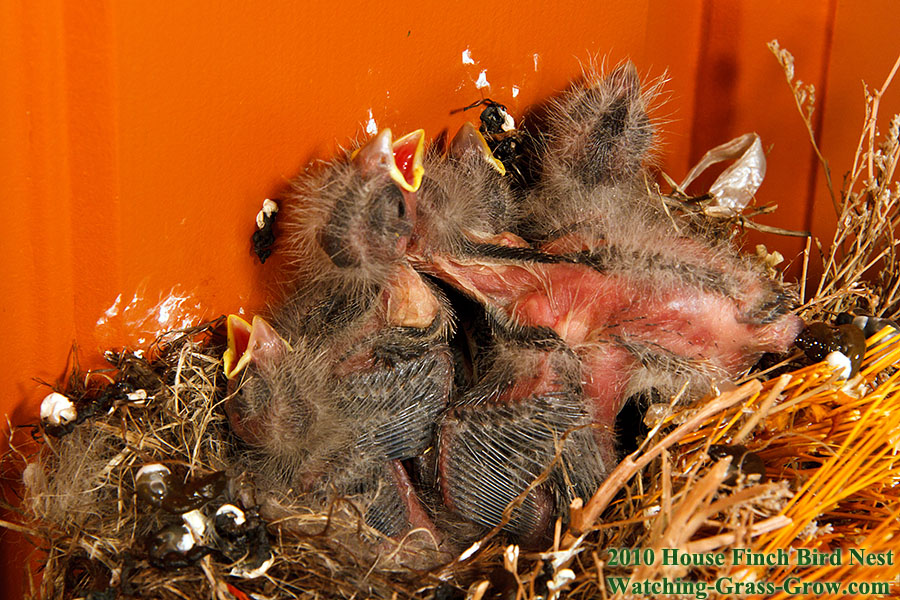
[
  {"xmin": 0, "ymin": 518, "xmax": 39, "ymax": 537},
  {"xmin": 867, "ymin": 55, "xmax": 900, "ymax": 183},
  {"xmin": 563, "ymin": 380, "xmax": 762, "ymax": 544},
  {"xmin": 767, "ymin": 40, "xmax": 838, "ymax": 215}
]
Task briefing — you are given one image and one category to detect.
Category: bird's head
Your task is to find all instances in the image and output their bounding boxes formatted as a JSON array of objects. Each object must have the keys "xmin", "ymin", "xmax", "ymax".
[
  {"xmin": 410, "ymin": 123, "xmax": 518, "ymax": 256},
  {"xmin": 321, "ymin": 128, "xmax": 425, "ymax": 269},
  {"xmin": 545, "ymin": 61, "xmax": 655, "ymax": 188},
  {"xmin": 224, "ymin": 314, "xmax": 294, "ymax": 445}
]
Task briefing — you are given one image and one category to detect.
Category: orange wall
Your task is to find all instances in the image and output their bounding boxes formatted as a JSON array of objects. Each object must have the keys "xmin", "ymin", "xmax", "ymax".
[{"xmin": 2, "ymin": 1, "xmax": 899, "ymax": 595}]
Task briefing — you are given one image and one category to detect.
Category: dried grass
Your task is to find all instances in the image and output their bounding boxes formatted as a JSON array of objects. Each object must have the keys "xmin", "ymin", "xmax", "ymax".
[{"xmin": 769, "ymin": 41, "xmax": 900, "ymax": 318}]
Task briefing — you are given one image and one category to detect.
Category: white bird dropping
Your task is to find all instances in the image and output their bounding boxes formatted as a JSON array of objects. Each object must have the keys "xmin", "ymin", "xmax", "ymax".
[
  {"xmin": 40, "ymin": 392, "xmax": 76, "ymax": 426},
  {"xmin": 256, "ymin": 199, "xmax": 279, "ymax": 229}
]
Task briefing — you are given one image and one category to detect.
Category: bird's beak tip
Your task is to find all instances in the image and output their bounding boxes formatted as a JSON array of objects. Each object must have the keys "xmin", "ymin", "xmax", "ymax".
[
  {"xmin": 392, "ymin": 129, "xmax": 426, "ymax": 192},
  {"xmin": 450, "ymin": 123, "xmax": 506, "ymax": 176},
  {"xmin": 224, "ymin": 314, "xmax": 253, "ymax": 379},
  {"xmin": 351, "ymin": 128, "xmax": 424, "ymax": 192},
  {"xmin": 223, "ymin": 314, "xmax": 291, "ymax": 379}
]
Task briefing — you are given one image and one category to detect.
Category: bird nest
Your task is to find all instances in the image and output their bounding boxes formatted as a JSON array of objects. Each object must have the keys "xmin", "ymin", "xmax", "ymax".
[{"xmin": 5, "ymin": 44, "xmax": 900, "ymax": 600}]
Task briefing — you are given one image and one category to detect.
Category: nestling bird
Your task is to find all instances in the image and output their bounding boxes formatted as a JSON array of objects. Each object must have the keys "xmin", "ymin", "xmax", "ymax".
[
  {"xmin": 517, "ymin": 60, "xmax": 657, "ymax": 242},
  {"xmin": 410, "ymin": 122, "xmax": 521, "ymax": 257},
  {"xmin": 408, "ymin": 63, "xmax": 802, "ymax": 542},
  {"xmin": 416, "ymin": 243, "xmax": 799, "ymax": 541},
  {"xmin": 407, "ymin": 124, "xmax": 609, "ymax": 543},
  {"xmin": 436, "ymin": 326, "xmax": 611, "ymax": 546},
  {"xmin": 223, "ymin": 65, "xmax": 801, "ymax": 546},
  {"xmin": 225, "ymin": 129, "xmax": 454, "ymax": 538}
]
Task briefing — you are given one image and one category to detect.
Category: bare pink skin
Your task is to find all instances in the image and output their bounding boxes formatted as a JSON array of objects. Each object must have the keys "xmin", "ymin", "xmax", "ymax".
[
  {"xmin": 389, "ymin": 459, "xmax": 441, "ymax": 540},
  {"xmin": 415, "ymin": 251, "xmax": 802, "ymax": 425}
]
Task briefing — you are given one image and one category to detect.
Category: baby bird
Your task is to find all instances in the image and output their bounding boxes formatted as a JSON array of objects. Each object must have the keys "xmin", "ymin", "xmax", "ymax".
[
  {"xmin": 519, "ymin": 61, "xmax": 657, "ymax": 242},
  {"xmin": 224, "ymin": 315, "xmax": 449, "ymax": 537},
  {"xmin": 410, "ymin": 122, "xmax": 526, "ymax": 387},
  {"xmin": 521, "ymin": 61, "xmax": 784, "ymax": 317},
  {"xmin": 407, "ymin": 125, "xmax": 608, "ymax": 543},
  {"xmin": 437, "ymin": 324, "xmax": 611, "ymax": 546},
  {"xmin": 225, "ymin": 129, "xmax": 454, "ymax": 538},
  {"xmin": 279, "ymin": 128, "xmax": 425, "ymax": 318},
  {"xmin": 410, "ymin": 122, "xmax": 521, "ymax": 257},
  {"xmin": 516, "ymin": 60, "xmax": 803, "ymax": 387},
  {"xmin": 417, "ymin": 238, "xmax": 799, "ymax": 542},
  {"xmin": 408, "ymin": 67, "xmax": 801, "ymax": 543}
]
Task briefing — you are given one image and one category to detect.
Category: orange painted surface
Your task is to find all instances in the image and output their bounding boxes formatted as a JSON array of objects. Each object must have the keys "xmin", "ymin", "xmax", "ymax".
[{"xmin": 2, "ymin": 1, "xmax": 899, "ymax": 595}]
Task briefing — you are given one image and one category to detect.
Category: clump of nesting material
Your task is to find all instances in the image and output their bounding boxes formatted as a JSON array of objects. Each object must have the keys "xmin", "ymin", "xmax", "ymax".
[
  {"xmin": 7, "ymin": 323, "xmax": 451, "ymax": 599},
  {"xmin": 623, "ymin": 329, "xmax": 900, "ymax": 599}
]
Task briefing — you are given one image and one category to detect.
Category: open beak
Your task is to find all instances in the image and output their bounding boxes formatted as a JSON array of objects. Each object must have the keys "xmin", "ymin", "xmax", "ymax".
[
  {"xmin": 450, "ymin": 122, "xmax": 506, "ymax": 175},
  {"xmin": 351, "ymin": 128, "xmax": 425, "ymax": 192},
  {"xmin": 223, "ymin": 314, "xmax": 292, "ymax": 379},
  {"xmin": 391, "ymin": 129, "xmax": 425, "ymax": 192}
]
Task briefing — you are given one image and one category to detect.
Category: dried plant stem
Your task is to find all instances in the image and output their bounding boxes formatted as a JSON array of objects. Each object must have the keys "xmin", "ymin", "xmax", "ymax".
[
  {"xmin": 0, "ymin": 519, "xmax": 40, "ymax": 537},
  {"xmin": 684, "ymin": 515, "xmax": 791, "ymax": 554},
  {"xmin": 768, "ymin": 40, "xmax": 838, "ymax": 214},
  {"xmin": 864, "ymin": 56, "xmax": 900, "ymax": 184},
  {"xmin": 770, "ymin": 41, "xmax": 900, "ymax": 319},
  {"xmin": 564, "ymin": 379, "xmax": 763, "ymax": 545},
  {"xmin": 733, "ymin": 374, "xmax": 790, "ymax": 443}
]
